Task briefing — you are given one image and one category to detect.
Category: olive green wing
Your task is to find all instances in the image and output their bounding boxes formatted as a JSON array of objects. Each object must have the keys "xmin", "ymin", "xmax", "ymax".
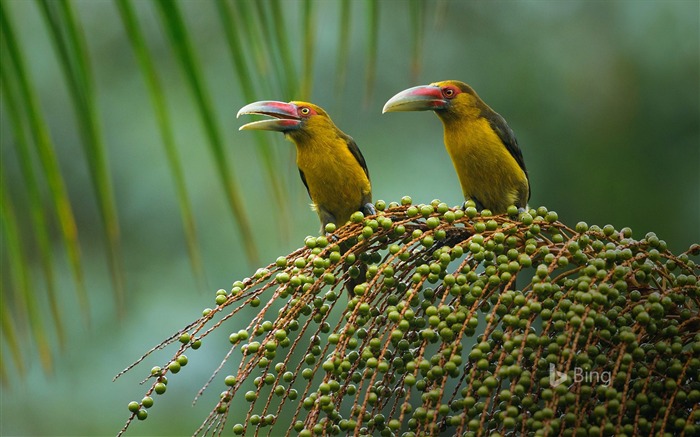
[
  {"xmin": 298, "ymin": 168, "xmax": 311, "ymax": 200},
  {"xmin": 485, "ymin": 111, "xmax": 530, "ymax": 202},
  {"xmin": 343, "ymin": 135, "xmax": 370, "ymax": 180}
]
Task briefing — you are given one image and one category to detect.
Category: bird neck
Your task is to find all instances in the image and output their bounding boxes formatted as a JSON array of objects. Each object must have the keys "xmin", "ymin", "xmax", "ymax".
[
  {"xmin": 436, "ymin": 103, "xmax": 481, "ymax": 125},
  {"xmin": 287, "ymin": 127, "xmax": 340, "ymax": 154}
]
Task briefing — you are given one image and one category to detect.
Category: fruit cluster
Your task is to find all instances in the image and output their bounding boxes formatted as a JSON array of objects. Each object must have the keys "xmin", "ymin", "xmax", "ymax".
[{"xmin": 117, "ymin": 198, "xmax": 699, "ymax": 437}]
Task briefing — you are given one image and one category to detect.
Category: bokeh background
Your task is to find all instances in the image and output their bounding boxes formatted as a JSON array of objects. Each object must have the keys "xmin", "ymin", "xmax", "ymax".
[{"xmin": 1, "ymin": 0, "xmax": 698, "ymax": 435}]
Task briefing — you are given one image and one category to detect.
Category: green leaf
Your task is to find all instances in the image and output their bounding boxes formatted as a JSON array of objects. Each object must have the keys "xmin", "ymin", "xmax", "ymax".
[
  {"xmin": 409, "ymin": 0, "xmax": 426, "ymax": 82},
  {"xmin": 1, "ymin": 301, "xmax": 24, "ymax": 383},
  {"xmin": 335, "ymin": 0, "xmax": 352, "ymax": 95},
  {"xmin": 216, "ymin": 0, "xmax": 292, "ymax": 242},
  {"xmin": 0, "ymin": 65, "xmax": 65, "ymax": 349},
  {"xmin": 0, "ymin": 1, "xmax": 88, "ymax": 320},
  {"xmin": 116, "ymin": 0, "xmax": 207, "ymax": 291},
  {"xmin": 38, "ymin": 0, "xmax": 125, "ymax": 313},
  {"xmin": 228, "ymin": 0, "xmax": 273, "ymax": 94},
  {"xmin": 364, "ymin": 0, "xmax": 379, "ymax": 103},
  {"xmin": 252, "ymin": 0, "xmax": 288, "ymax": 98},
  {"xmin": 0, "ymin": 174, "xmax": 53, "ymax": 373},
  {"xmin": 267, "ymin": 0, "xmax": 299, "ymax": 99},
  {"xmin": 156, "ymin": 0, "xmax": 259, "ymax": 265},
  {"xmin": 300, "ymin": 0, "xmax": 316, "ymax": 100}
]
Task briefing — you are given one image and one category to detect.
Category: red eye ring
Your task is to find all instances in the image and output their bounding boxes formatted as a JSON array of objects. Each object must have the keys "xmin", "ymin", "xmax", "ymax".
[{"xmin": 443, "ymin": 88, "xmax": 455, "ymax": 98}]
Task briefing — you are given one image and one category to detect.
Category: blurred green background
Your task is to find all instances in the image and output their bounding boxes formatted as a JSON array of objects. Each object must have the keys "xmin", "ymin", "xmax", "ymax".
[{"xmin": 1, "ymin": 0, "xmax": 698, "ymax": 435}]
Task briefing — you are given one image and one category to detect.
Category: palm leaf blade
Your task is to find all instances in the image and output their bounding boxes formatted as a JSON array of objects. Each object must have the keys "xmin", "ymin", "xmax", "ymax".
[
  {"xmin": 217, "ymin": 0, "xmax": 292, "ymax": 241},
  {"xmin": 0, "ymin": 1, "xmax": 88, "ymax": 322},
  {"xmin": 38, "ymin": 0, "xmax": 125, "ymax": 313},
  {"xmin": 0, "ymin": 176, "xmax": 53, "ymax": 372},
  {"xmin": 335, "ymin": 0, "xmax": 352, "ymax": 95},
  {"xmin": 116, "ymin": 0, "xmax": 207, "ymax": 291},
  {"xmin": 300, "ymin": 0, "xmax": 316, "ymax": 100},
  {"xmin": 0, "ymin": 65, "xmax": 65, "ymax": 348},
  {"xmin": 409, "ymin": 0, "xmax": 425, "ymax": 81},
  {"xmin": 268, "ymin": 0, "xmax": 299, "ymax": 99},
  {"xmin": 364, "ymin": 0, "xmax": 379, "ymax": 103},
  {"xmin": 156, "ymin": 0, "xmax": 259, "ymax": 264}
]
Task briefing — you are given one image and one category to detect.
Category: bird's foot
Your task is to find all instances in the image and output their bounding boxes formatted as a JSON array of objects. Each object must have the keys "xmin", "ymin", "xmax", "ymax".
[
  {"xmin": 325, "ymin": 232, "xmax": 339, "ymax": 243},
  {"xmin": 461, "ymin": 198, "xmax": 484, "ymax": 211},
  {"xmin": 321, "ymin": 221, "xmax": 340, "ymax": 243},
  {"xmin": 362, "ymin": 203, "xmax": 377, "ymax": 217}
]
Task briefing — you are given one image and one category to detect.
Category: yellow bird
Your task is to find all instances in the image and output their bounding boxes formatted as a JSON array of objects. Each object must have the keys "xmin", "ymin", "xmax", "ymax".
[
  {"xmin": 237, "ymin": 100, "xmax": 375, "ymax": 233},
  {"xmin": 383, "ymin": 80, "xmax": 530, "ymax": 213}
]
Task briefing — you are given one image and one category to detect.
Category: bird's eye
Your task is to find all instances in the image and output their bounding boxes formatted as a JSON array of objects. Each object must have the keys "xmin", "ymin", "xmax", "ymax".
[
  {"xmin": 443, "ymin": 88, "xmax": 455, "ymax": 98},
  {"xmin": 300, "ymin": 107, "xmax": 311, "ymax": 115}
]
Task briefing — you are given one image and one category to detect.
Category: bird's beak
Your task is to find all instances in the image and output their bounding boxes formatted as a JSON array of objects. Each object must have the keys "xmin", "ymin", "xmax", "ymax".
[
  {"xmin": 382, "ymin": 85, "xmax": 447, "ymax": 113},
  {"xmin": 237, "ymin": 101, "xmax": 302, "ymax": 132}
]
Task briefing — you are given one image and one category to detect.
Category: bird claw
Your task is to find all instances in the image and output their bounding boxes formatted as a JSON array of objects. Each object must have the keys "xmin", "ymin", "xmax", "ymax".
[
  {"xmin": 461, "ymin": 198, "xmax": 484, "ymax": 211},
  {"xmin": 362, "ymin": 203, "xmax": 377, "ymax": 217}
]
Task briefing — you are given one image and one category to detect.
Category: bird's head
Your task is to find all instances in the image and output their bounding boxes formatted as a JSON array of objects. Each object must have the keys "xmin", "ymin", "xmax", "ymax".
[
  {"xmin": 382, "ymin": 80, "xmax": 482, "ymax": 121},
  {"xmin": 237, "ymin": 100, "xmax": 335, "ymax": 140}
]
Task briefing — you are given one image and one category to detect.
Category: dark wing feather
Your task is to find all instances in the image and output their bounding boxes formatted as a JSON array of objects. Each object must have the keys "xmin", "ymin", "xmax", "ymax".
[
  {"xmin": 342, "ymin": 134, "xmax": 370, "ymax": 180},
  {"xmin": 298, "ymin": 168, "xmax": 311, "ymax": 199},
  {"xmin": 484, "ymin": 110, "xmax": 531, "ymax": 201}
]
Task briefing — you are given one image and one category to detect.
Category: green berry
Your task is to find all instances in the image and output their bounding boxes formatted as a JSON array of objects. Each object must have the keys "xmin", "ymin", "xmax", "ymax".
[
  {"xmin": 351, "ymin": 211, "xmax": 365, "ymax": 223},
  {"xmin": 154, "ymin": 382, "xmax": 166, "ymax": 395},
  {"xmin": 420, "ymin": 205, "xmax": 434, "ymax": 217},
  {"xmin": 168, "ymin": 361, "xmax": 181, "ymax": 373}
]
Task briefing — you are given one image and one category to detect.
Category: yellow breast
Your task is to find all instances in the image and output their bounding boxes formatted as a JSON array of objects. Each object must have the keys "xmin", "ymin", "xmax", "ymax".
[
  {"xmin": 443, "ymin": 117, "xmax": 528, "ymax": 212},
  {"xmin": 295, "ymin": 135, "xmax": 371, "ymax": 225}
]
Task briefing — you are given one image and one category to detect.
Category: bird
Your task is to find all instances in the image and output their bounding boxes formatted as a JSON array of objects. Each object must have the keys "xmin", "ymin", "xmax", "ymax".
[
  {"xmin": 383, "ymin": 80, "xmax": 530, "ymax": 214},
  {"xmin": 237, "ymin": 100, "xmax": 376, "ymax": 234}
]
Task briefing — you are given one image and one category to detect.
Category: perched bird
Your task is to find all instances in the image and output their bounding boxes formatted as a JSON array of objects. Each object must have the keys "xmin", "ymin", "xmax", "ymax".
[
  {"xmin": 237, "ymin": 100, "xmax": 375, "ymax": 233},
  {"xmin": 383, "ymin": 80, "xmax": 530, "ymax": 213}
]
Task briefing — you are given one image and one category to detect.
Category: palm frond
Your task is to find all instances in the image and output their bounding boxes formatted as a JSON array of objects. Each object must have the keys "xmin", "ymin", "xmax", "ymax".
[
  {"xmin": 364, "ymin": 0, "xmax": 379, "ymax": 103},
  {"xmin": 267, "ymin": 0, "xmax": 299, "ymax": 99},
  {"xmin": 0, "ymin": 3, "xmax": 89, "ymax": 328},
  {"xmin": 300, "ymin": 0, "xmax": 316, "ymax": 100},
  {"xmin": 1, "ymin": 301, "xmax": 24, "ymax": 383},
  {"xmin": 155, "ymin": 0, "xmax": 259, "ymax": 265},
  {"xmin": 217, "ymin": 0, "xmax": 292, "ymax": 241},
  {"xmin": 116, "ymin": 0, "xmax": 207, "ymax": 291},
  {"xmin": 0, "ymin": 0, "xmax": 430, "ymax": 381},
  {"xmin": 0, "ymin": 65, "xmax": 65, "ymax": 350},
  {"xmin": 409, "ymin": 0, "xmax": 426, "ymax": 82},
  {"xmin": 335, "ymin": 0, "xmax": 352, "ymax": 95},
  {"xmin": 0, "ymin": 174, "xmax": 53, "ymax": 373},
  {"xmin": 38, "ymin": 0, "xmax": 125, "ymax": 313}
]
